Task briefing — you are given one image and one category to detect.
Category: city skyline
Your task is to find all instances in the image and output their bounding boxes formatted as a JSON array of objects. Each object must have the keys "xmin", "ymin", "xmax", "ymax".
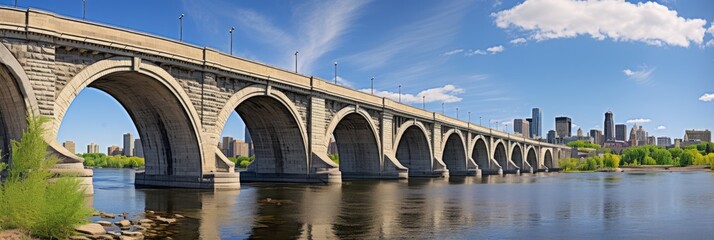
[{"xmin": 33, "ymin": 0, "xmax": 711, "ymax": 150}]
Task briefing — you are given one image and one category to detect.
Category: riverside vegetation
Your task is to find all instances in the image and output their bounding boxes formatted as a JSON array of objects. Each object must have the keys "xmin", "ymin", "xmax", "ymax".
[
  {"xmin": 0, "ymin": 116, "xmax": 92, "ymax": 239},
  {"xmin": 560, "ymin": 141, "xmax": 714, "ymax": 172}
]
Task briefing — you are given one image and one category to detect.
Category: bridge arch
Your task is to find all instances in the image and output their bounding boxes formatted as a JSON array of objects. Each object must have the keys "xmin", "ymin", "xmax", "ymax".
[
  {"xmin": 441, "ymin": 129, "xmax": 467, "ymax": 175},
  {"xmin": 0, "ymin": 43, "xmax": 39, "ymax": 166},
  {"xmin": 492, "ymin": 139, "xmax": 509, "ymax": 171},
  {"xmin": 54, "ymin": 57, "xmax": 204, "ymax": 176},
  {"xmin": 214, "ymin": 85, "xmax": 310, "ymax": 175},
  {"xmin": 542, "ymin": 149, "xmax": 554, "ymax": 168},
  {"xmin": 511, "ymin": 143, "xmax": 524, "ymax": 170},
  {"xmin": 394, "ymin": 121, "xmax": 433, "ymax": 176},
  {"xmin": 470, "ymin": 135, "xmax": 490, "ymax": 171},
  {"xmin": 526, "ymin": 146, "xmax": 538, "ymax": 170},
  {"xmin": 326, "ymin": 106, "xmax": 382, "ymax": 177}
]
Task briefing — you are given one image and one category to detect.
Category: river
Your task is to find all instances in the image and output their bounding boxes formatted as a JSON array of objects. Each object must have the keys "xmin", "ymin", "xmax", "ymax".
[{"xmin": 90, "ymin": 169, "xmax": 714, "ymax": 239}]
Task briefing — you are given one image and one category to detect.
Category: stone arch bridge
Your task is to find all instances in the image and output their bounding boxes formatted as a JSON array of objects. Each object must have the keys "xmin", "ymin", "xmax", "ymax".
[{"xmin": 0, "ymin": 8, "xmax": 569, "ymax": 191}]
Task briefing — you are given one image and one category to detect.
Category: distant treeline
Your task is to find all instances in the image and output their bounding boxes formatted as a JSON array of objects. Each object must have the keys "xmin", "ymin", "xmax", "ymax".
[{"xmin": 78, "ymin": 153, "xmax": 144, "ymax": 168}]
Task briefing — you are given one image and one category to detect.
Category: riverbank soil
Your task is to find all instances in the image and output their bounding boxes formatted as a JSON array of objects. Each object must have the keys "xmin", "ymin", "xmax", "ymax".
[
  {"xmin": 621, "ymin": 165, "xmax": 711, "ymax": 172},
  {"xmin": 0, "ymin": 230, "xmax": 28, "ymax": 240}
]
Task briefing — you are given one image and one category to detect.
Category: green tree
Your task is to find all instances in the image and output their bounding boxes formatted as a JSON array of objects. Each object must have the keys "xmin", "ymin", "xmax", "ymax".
[
  {"xmin": 603, "ymin": 153, "xmax": 620, "ymax": 168},
  {"xmin": 650, "ymin": 148, "xmax": 673, "ymax": 165},
  {"xmin": 566, "ymin": 140, "xmax": 601, "ymax": 149},
  {"xmin": 328, "ymin": 154, "xmax": 339, "ymax": 164},
  {"xmin": 0, "ymin": 116, "xmax": 92, "ymax": 238}
]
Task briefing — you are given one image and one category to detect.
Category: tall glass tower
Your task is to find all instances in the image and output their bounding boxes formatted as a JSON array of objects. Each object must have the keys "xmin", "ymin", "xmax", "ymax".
[
  {"xmin": 604, "ymin": 111, "xmax": 614, "ymax": 141},
  {"xmin": 531, "ymin": 108, "xmax": 542, "ymax": 138}
]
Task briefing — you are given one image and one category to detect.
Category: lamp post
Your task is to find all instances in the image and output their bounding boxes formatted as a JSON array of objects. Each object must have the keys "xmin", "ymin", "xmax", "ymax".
[
  {"xmin": 456, "ymin": 107, "xmax": 459, "ymax": 119},
  {"xmin": 179, "ymin": 14, "xmax": 184, "ymax": 41},
  {"xmin": 294, "ymin": 51, "xmax": 298, "ymax": 73},
  {"xmin": 479, "ymin": 116, "xmax": 482, "ymax": 126},
  {"xmin": 441, "ymin": 102, "xmax": 445, "ymax": 114},
  {"xmin": 422, "ymin": 96, "xmax": 425, "ymax": 109},
  {"xmin": 83, "ymin": 0, "xmax": 86, "ymax": 19},
  {"xmin": 14, "ymin": 0, "xmax": 17, "ymax": 7},
  {"xmin": 229, "ymin": 27, "xmax": 235, "ymax": 55},
  {"xmin": 334, "ymin": 62, "xmax": 338, "ymax": 84},
  {"xmin": 371, "ymin": 77, "xmax": 374, "ymax": 94},
  {"xmin": 398, "ymin": 84, "xmax": 402, "ymax": 103}
]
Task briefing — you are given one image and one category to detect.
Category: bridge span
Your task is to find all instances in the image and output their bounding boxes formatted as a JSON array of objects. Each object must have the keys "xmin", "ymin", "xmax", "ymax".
[{"xmin": 0, "ymin": 8, "xmax": 569, "ymax": 192}]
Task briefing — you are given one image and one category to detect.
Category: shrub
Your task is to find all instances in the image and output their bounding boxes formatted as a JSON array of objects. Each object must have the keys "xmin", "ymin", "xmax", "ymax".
[
  {"xmin": 328, "ymin": 154, "xmax": 339, "ymax": 164},
  {"xmin": 0, "ymin": 116, "xmax": 92, "ymax": 238},
  {"xmin": 643, "ymin": 156, "xmax": 657, "ymax": 165},
  {"xmin": 603, "ymin": 153, "xmax": 620, "ymax": 168}
]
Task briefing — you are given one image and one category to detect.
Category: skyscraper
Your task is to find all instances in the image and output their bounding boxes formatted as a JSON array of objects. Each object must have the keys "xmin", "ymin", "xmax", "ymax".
[
  {"xmin": 547, "ymin": 130, "xmax": 557, "ymax": 144},
  {"xmin": 222, "ymin": 136, "xmax": 234, "ymax": 157},
  {"xmin": 555, "ymin": 116, "xmax": 572, "ymax": 138},
  {"xmin": 123, "ymin": 133, "xmax": 134, "ymax": 156},
  {"xmin": 657, "ymin": 137, "xmax": 671, "ymax": 147},
  {"xmin": 62, "ymin": 140, "xmax": 76, "ymax": 154},
  {"xmin": 531, "ymin": 108, "xmax": 542, "ymax": 138},
  {"xmin": 604, "ymin": 111, "xmax": 614, "ymax": 141},
  {"xmin": 108, "ymin": 145, "xmax": 122, "ymax": 156},
  {"xmin": 615, "ymin": 124, "xmax": 627, "ymax": 141},
  {"xmin": 133, "ymin": 138, "xmax": 144, "ymax": 158},
  {"xmin": 513, "ymin": 119, "xmax": 530, "ymax": 137},
  {"xmin": 245, "ymin": 127, "xmax": 253, "ymax": 157},
  {"xmin": 590, "ymin": 129, "xmax": 603, "ymax": 145}
]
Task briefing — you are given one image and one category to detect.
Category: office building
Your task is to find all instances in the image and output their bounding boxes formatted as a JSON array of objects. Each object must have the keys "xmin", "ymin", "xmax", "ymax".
[
  {"xmin": 133, "ymin": 139, "xmax": 144, "ymax": 158},
  {"xmin": 107, "ymin": 145, "xmax": 122, "ymax": 156},
  {"xmin": 231, "ymin": 139, "xmax": 250, "ymax": 157},
  {"xmin": 513, "ymin": 119, "xmax": 530, "ymax": 137},
  {"xmin": 647, "ymin": 136, "xmax": 656, "ymax": 145},
  {"xmin": 590, "ymin": 129, "xmax": 603, "ymax": 146},
  {"xmin": 629, "ymin": 125, "xmax": 638, "ymax": 146},
  {"xmin": 684, "ymin": 129, "xmax": 711, "ymax": 142},
  {"xmin": 547, "ymin": 130, "xmax": 557, "ymax": 144},
  {"xmin": 531, "ymin": 108, "xmax": 542, "ymax": 138},
  {"xmin": 62, "ymin": 140, "xmax": 76, "ymax": 154},
  {"xmin": 657, "ymin": 137, "xmax": 672, "ymax": 147},
  {"xmin": 637, "ymin": 126, "xmax": 648, "ymax": 146},
  {"xmin": 604, "ymin": 111, "xmax": 614, "ymax": 141},
  {"xmin": 674, "ymin": 138, "xmax": 682, "ymax": 148},
  {"xmin": 245, "ymin": 127, "xmax": 254, "ymax": 157},
  {"xmin": 555, "ymin": 116, "xmax": 572, "ymax": 138},
  {"xmin": 87, "ymin": 142, "xmax": 99, "ymax": 154},
  {"xmin": 221, "ymin": 136, "xmax": 234, "ymax": 157},
  {"xmin": 615, "ymin": 124, "xmax": 627, "ymax": 141},
  {"xmin": 123, "ymin": 133, "xmax": 133, "ymax": 156}
]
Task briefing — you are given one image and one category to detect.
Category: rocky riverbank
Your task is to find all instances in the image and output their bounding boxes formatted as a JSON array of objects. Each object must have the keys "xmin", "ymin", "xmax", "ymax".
[{"xmin": 72, "ymin": 210, "xmax": 185, "ymax": 240}]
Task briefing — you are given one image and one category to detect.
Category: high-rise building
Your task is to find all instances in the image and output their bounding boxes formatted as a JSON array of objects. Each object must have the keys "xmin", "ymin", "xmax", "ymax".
[
  {"xmin": 674, "ymin": 138, "xmax": 682, "ymax": 148},
  {"xmin": 87, "ymin": 142, "xmax": 99, "ymax": 154},
  {"xmin": 513, "ymin": 119, "xmax": 530, "ymax": 137},
  {"xmin": 555, "ymin": 116, "xmax": 572, "ymax": 138},
  {"xmin": 123, "ymin": 133, "xmax": 133, "ymax": 157},
  {"xmin": 637, "ymin": 126, "xmax": 648, "ymax": 146},
  {"xmin": 647, "ymin": 136, "xmax": 656, "ymax": 145},
  {"xmin": 62, "ymin": 140, "xmax": 76, "ymax": 154},
  {"xmin": 133, "ymin": 138, "xmax": 144, "ymax": 158},
  {"xmin": 590, "ymin": 129, "xmax": 603, "ymax": 146},
  {"xmin": 657, "ymin": 137, "xmax": 672, "ymax": 147},
  {"xmin": 684, "ymin": 129, "xmax": 711, "ymax": 142},
  {"xmin": 629, "ymin": 125, "xmax": 638, "ymax": 146},
  {"xmin": 604, "ymin": 111, "xmax": 614, "ymax": 141},
  {"xmin": 232, "ymin": 139, "xmax": 250, "ymax": 157},
  {"xmin": 245, "ymin": 127, "xmax": 254, "ymax": 157},
  {"xmin": 531, "ymin": 108, "xmax": 542, "ymax": 138},
  {"xmin": 107, "ymin": 145, "xmax": 122, "ymax": 156},
  {"xmin": 221, "ymin": 136, "xmax": 234, "ymax": 157},
  {"xmin": 547, "ymin": 130, "xmax": 557, "ymax": 144},
  {"xmin": 615, "ymin": 124, "xmax": 627, "ymax": 141},
  {"xmin": 576, "ymin": 128, "xmax": 583, "ymax": 138}
]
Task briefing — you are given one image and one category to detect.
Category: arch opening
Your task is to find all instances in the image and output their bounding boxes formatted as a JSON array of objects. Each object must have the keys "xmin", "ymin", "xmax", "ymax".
[
  {"xmin": 472, "ymin": 138, "xmax": 489, "ymax": 170},
  {"xmin": 494, "ymin": 142, "xmax": 508, "ymax": 171},
  {"xmin": 332, "ymin": 113, "xmax": 380, "ymax": 176},
  {"xmin": 233, "ymin": 96, "xmax": 307, "ymax": 175},
  {"xmin": 395, "ymin": 125, "xmax": 431, "ymax": 176},
  {"xmin": 544, "ymin": 150, "xmax": 554, "ymax": 168},
  {"xmin": 527, "ymin": 148, "xmax": 537, "ymax": 171},
  {"xmin": 512, "ymin": 145, "xmax": 523, "ymax": 170},
  {"xmin": 58, "ymin": 71, "xmax": 202, "ymax": 176},
  {"xmin": 0, "ymin": 65, "xmax": 28, "ymax": 169},
  {"xmin": 442, "ymin": 133, "xmax": 466, "ymax": 175}
]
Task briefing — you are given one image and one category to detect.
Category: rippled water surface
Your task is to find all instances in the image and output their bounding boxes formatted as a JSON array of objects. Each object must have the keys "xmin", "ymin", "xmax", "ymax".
[{"xmin": 91, "ymin": 169, "xmax": 714, "ymax": 239}]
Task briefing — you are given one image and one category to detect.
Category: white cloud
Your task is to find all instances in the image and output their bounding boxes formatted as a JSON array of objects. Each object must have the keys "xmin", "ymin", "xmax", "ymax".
[
  {"xmin": 699, "ymin": 93, "xmax": 714, "ymax": 102},
  {"xmin": 626, "ymin": 118, "xmax": 652, "ymax": 124},
  {"xmin": 510, "ymin": 38, "xmax": 527, "ymax": 44},
  {"xmin": 333, "ymin": 76, "xmax": 353, "ymax": 88},
  {"xmin": 709, "ymin": 24, "xmax": 714, "ymax": 35},
  {"xmin": 443, "ymin": 49, "xmax": 464, "ymax": 56},
  {"xmin": 487, "ymin": 45, "xmax": 505, "ymax": 54},
  {"xmin": 707, "ymin": 40, "xmax": 714, "ymax": 48},
  {"xmin": 465, "ymin": 49, "xmax": 487, "ymax": 56},
  {"xmin": 493, "ymin": 0, "xmax": 503, "ymax": 7},
  {"xmin": 361, "ymin": 84, "xmax": 464, "ymax": 104},
  {"xmin": 656, "ymin": 125, "xmax": 667, "ymax": 130},
  {"xmin": 493, "ymin": 0, "xmax": 708, "ymax": 47},
  {"xmin": 623, "ymin": 66, "xmax": 655, "ymax": 84}
]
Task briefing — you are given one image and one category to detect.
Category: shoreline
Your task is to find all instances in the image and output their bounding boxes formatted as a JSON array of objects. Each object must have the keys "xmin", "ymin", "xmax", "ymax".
[{"xmin": 620, "ymin": 165, "xmax": 711, "ymax": 172}]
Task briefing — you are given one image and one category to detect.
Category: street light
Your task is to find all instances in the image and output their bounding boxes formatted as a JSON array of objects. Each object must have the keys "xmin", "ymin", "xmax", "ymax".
[
  {"xmin": 479, "ymin": 116, "xmax": 482, "ymax": 126},
  {"xmin": 179, "ymin": 14, "xmax": 184, "ymax": 41},
  {"xmin": 14, "ymin": 0, "xmax": 17, "ymax": 7},
  {"xmin": 334, "ymin": 62, "xmax": 338, "ymax": 84},
  {"xmin": 371, "ymin": 77, "xmax": 375, "ymax": 94},
  {"xmin": 229, "ymin": 27, "xmax": 235, "ymax": 55},
  {"xmin": 456, "ymin": 107, "xmax": 459, "ymax": 119},
  {"xmin": 422, "ymin": 96, "xmax": 425, "ymax": 109},
  {"xmin": 398, "ymin": 84, "xmax": 402, "ymax": 103},
  {"xmin": 83, "ymin": 0, "xmax": 86, "ymax": 19},
  {"xmin": 441, "ymin": 102, "xmax": 445, "ymax": 114},
  {"xmin": 294, "ymin": 51, "xmax": 298, "ymax": 73}
]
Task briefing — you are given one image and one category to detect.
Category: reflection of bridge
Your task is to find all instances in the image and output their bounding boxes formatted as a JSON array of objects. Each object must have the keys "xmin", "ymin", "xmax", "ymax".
[{"xmin": 0, "ymin": 8, "xmax": 569, "ymax": 191}]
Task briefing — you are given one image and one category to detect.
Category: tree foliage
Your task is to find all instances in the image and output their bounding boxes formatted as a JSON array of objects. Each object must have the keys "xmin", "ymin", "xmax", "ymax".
[
  {"xmin": 329, "ymin": 154, "xmax": 339, "ymax": 164},
  {"xmin": 228, "ymin": 155, "xmax": 255, "ymax": 169},
  {"xmin": 566, "ymin": 140, "xmax": 601, "ymax": 149},
  {"xmin": 79, "ymin": 153, "xmax": 144, "ymax": 168},
  {"xmin": 0, "ymin": 116, "xmax": 92, "ymax": 238}
]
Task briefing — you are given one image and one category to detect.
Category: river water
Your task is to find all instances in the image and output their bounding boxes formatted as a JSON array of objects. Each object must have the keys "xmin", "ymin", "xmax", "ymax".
[{"xmin": 91, "ymin": 169, "xmax": 714, "ymax": 239}]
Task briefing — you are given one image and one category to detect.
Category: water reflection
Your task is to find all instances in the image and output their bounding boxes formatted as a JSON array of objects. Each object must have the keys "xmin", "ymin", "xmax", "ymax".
[{"xmin": 91, "ymin": 169, "xmax": 714, "ymax": 239}]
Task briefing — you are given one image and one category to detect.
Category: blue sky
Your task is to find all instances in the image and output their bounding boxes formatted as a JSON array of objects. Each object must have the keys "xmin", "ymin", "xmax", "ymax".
[{"xmin": 5, "ymin": 0, "xmax": 712, "ymax": 152}]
